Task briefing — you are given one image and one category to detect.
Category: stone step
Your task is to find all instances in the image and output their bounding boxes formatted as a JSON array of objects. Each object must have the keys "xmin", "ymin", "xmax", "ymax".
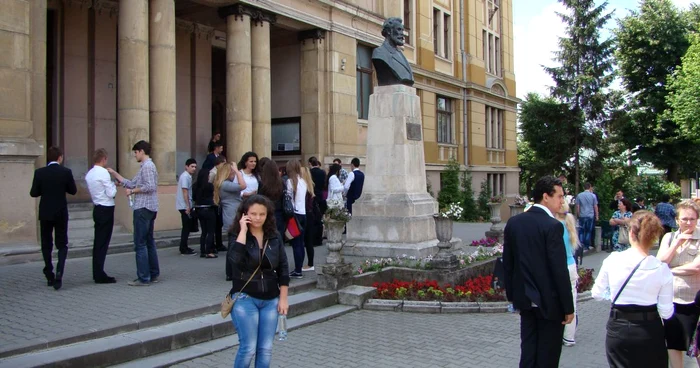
[
  {"xmin": 68, "ymin": 218, "xmax": 101, "ymax": 230},
  {"xmin": 68, "ymin": 225, "xmax": 126, "ymax": 239},
  {"xmin": 0, "ymin": 289, "xmax": 346, "ymax": 368},
  {"xmin": 69, "ymin": 210, "xmax": 93, "ymax": 220},
  {"xmin": 67, "ymin": 202, "xmax": 94, "ymax": 211},
  {"xmin": 112, "ymin": 305, "xmax": 357, "ymax": 368}
]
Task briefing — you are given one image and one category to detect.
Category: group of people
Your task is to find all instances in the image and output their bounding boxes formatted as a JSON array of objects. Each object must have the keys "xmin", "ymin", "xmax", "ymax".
[{"xmin": 505, "ymin": 175, "xmax": 700, "ymax": 368}]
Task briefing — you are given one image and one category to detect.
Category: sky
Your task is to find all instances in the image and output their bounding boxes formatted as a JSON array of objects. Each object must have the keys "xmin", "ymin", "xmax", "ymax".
[{"xmin": 512, "ymin": 0, "xmax": 696, "ymax": 99}]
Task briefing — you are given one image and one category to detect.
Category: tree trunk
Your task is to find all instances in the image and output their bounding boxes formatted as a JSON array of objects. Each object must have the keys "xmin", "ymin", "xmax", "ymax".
[{"xmin": 575, "ymin": 136, "xmax": 580, "ymax": 194}]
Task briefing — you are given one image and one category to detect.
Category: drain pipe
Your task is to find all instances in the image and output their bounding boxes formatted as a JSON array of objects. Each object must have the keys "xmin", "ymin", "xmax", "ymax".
[{"xmin": 460, "ymin": 0, "xmax": 469, "ymax": 166}]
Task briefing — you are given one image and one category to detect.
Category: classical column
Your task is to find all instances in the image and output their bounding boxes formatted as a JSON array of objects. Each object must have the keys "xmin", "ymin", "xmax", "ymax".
[
  {"xmin": 149, "ymin": 0, "xmax": 176, "ymax": 183},
  {"xmin": 118, "ymin": 0, "xmax": 149, "ymax": 178},
  {"xmin": 251, "ymin": 17, "xmax": 273, "ymax": 157},
  {"xmin": 299, "ymin": 29, "xmax": 327, "ymax": 160},
  {"xmin": 219, "ymin": 5, "xmax": 253, "ymax": 162}
]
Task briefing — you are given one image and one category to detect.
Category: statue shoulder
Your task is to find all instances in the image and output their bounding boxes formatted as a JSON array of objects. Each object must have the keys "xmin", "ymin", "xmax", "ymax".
[{"xmin": 372, "ymin": 43, "xmax": 389, "ymax": 59}]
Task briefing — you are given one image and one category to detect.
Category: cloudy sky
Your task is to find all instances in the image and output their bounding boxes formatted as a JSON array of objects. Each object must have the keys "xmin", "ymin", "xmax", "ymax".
[{"xmin": 512, "ymin": 0, "xmax": 695, "ymax": 99}]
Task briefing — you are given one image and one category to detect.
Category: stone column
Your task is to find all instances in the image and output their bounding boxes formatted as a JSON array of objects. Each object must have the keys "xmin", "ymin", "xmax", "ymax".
[
  {"xmin": 149, "ymin": 0, "xmax": 176, "ymax": 183},
  {"xmin": 118, "ymin": 0, "xmax": 149, "ymax": 178},
  {"xmin": 299, "ymin": 29, "xmax": 327, "ymax": 160},
  {"xmin": 251, "ymin": 18, "xmax": 272, "ymax": 157},
  {"xmin": 218, "ymin": 5, "xmax": 253, "ymax": 162}
]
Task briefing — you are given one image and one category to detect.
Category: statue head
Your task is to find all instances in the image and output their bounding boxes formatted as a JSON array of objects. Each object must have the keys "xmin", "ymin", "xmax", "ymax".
[{"xmin": 381, "ymin": 17, "xmax": 405, "ymax": 47}]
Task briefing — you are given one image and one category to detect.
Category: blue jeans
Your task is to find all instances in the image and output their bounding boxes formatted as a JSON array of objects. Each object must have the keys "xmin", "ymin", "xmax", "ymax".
[
  {"xmin": 578, "ymin": 217, "xmax": 595, "ymax": 250},
  {"xmin": 133, "ymin": 208, "xmax": 160, "ymax": 282},
  {"xmin": 290, "ymin": 214, "xmax": 307, "ymax": 273},
  {"xmin": 231, "ymin": 293, "xmax": 279, "ymax": 368}
]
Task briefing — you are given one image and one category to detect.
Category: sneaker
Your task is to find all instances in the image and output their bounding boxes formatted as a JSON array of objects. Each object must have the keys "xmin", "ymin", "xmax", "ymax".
[
  {"xmin": 563, "ymin": 340, "xmax": 575, "ymax": 347},
  {"xmin": 302, "ymin": 266, "xmax": 315, "ymax": 272},
  {"xmin": 289, "ymin": 271, "xmax": 303, "ymax": 279},
  {"xmin": 128, "ymin": 279, "xmax": 150, "ymax": 286},
  {"xmin": 181, "ymin": 248, "xmax": 197, "ymax": 255},
  {"xmin": 151, "ymin": 277, "xmax": 160, "ymax": 283}
]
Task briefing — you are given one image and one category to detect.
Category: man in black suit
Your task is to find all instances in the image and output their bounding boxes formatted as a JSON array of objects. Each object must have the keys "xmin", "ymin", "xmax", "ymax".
[
  {"xmin": 201, "ymin": 142, "xmax": 223, "ymax": 171},
  {"xmin": 503, "ymin": 176, "xmax": 574, "ymax": 368},
  {"xmin": 30, "ymin": 147, "xmax": 77, "ymax": 290}
]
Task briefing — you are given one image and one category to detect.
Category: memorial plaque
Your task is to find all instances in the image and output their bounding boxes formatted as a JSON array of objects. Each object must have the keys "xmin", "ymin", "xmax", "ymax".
[{"xmin": 406, "ymin": 123, "xmax": 422, "ymax": 141}]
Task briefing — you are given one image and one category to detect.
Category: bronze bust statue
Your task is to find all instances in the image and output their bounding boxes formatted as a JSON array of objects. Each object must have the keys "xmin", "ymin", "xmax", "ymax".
[{"xmin": 372, "ymin": 17, "xmax": 414, "ymax": 86}]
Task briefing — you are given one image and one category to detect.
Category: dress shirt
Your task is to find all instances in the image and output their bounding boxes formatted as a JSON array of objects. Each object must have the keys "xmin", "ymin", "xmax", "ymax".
[
  {"xmin": 85, "ymin": 165, "xmax": 117, "ymax": 206},
  {"xmin": 122, "ymin": 158, "xmax": 159, "ymax": 212},
  {"xmin": 175, "ymin": 171, "xmax": 192, "ymax": 211},
  {"xmin": 47, "ymin": 161, "xmax": 59, "ymax": 166},
  {"xmin": 592, "ymin": 249, "xmax": 674, "ymax": 319},
  {"xmin": 532, "ymin": 204, "xmax": 554, "ymax": 218},
  {"xmin": 343, "ymin": 168, "xmax": 359, "ymax": 195},
  {"xmin": 660, "ymin": 229, "xmax": 700, "ymax": 304}
]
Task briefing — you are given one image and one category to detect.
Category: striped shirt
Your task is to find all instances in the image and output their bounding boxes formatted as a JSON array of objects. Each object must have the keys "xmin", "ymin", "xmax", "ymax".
[{"xmin": 122, "ymin": 158, "xmax": 159, "ymax": 212}]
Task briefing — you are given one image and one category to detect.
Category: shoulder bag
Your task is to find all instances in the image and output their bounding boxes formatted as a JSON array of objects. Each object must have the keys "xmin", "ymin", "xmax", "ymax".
[
  {"xmin": 617, "ymin": 225, "xmax": 630, "ymax": 245},
  {"xmin": 611, "ymin": 256, "xmax": 648, "ymax": 307},
  {"xmin": 282, "ymin": 178, "xmax": 295, "ymax": 218},
  {"xmin": 220, "ymin": 241, "xmax": 266, "ymax": 318}
]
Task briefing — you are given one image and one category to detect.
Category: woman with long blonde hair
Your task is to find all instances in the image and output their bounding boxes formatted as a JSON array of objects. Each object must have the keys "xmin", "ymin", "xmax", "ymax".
[
  {"xmin": 555, "ymin": 201, "xmax": 580, "ymax": 347},
  {"xmin": 285, "ymin": 160, "xmax": 307, "ymax": 279},
  {"xmin": 300, "ymin": 166, "xmax": 319, "ymax": 272},
  {"xmin": 214, "ymin": 162, "xmax": 245, "ymax": 280}
]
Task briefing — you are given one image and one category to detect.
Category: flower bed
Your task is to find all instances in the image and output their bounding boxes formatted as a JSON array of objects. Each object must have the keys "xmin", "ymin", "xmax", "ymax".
[
  {"xmin": 373, "ymin": 275, "xmax": 506, "ymax": 302},
  {"xmin": 469, "ymin": 237, "xmax": 499, "ymax": 247},
  {"xmin": 356, "ymin": 245, "xmax": 504, "ymax": 275},
  {"xmin": 577, "ymin": 267, "xmax": 594, "ymax": 293}
]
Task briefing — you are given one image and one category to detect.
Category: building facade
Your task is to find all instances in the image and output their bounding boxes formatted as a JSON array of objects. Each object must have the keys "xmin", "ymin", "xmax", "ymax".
[{"xmin": 0, "ymin": 0, "xmax": 518, "ymax": 247}]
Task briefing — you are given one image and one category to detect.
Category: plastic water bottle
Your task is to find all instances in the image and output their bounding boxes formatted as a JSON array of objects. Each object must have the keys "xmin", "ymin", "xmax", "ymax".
[
  {"xmin": 128, "ymin": 194, "xmax": 134, "ymax": 208},
  {"xmin": 277, "ymin": 315, "xmax": 287, "ymax": 341},
  {"xmin": 508, "ymin": 304, "xmax": 516, "ymax": 313}
]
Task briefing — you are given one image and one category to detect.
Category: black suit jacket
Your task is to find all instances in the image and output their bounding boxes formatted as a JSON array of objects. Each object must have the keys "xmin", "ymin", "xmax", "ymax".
[
  {"xmin": 310, "ymin": 167, "xmax": 326, "ymax": 198},
  {"xmin": 30, "ymin": 164, "xmax": 78, "ymax": 221},
  {"xmin": 503, "ymin": 206, "xmax": 574, "ymax": 321},
  {"xmin": 201, "ymin": 153, "xmax": 217, "ymax": 171}
]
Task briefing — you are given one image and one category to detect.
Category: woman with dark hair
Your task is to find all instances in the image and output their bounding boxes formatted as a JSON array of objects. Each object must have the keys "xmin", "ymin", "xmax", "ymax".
[
  {"xmin": 326, "ymin": 163, "xmax": 344, "ymax": 205},
  {"xmin": 592, "ymin": 210, "xmax": 673, "ymax": 367},
  {"xmin": 192, "ymin": 169, "xmax": 218, "ymax": 258},
  {"xmin": 610, "ymin": 198, "xmax": 634, "ymax": 252},
  {"xmin": 657, "ymin": 200, "xmax": 700, "ymax": 367},
  {"xmin": 258, "ymin": 158, "xmax": 286, "ymax": 239},
  {"xmin": 286, "ymin": 160, "xmax": 307, "ymax": 279},
  {"xmin": 228, "ymin": 195, "xmax": 289, "ymax": 368},
  {"xmin": 237, "ymin": 152, "xmax": 260, "ymax": 200}
]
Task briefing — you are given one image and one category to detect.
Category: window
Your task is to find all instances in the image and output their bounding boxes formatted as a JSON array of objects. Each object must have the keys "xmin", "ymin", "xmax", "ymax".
[
  {"xmin": 433, "ymin": 8, "xmax": 452, "ymax": 59},
  {"xmin": 356, "ymin": 44, "xmax": 373, "ymax": 120},
  {"xmin": 483, "ymin": 0, "xmax": 501, "ymax": 76},
  {"xmin": 403, "ymin": 0, "xmax": 412, "ymax": 45},
  {"xmin": 437, "ymin": 96, "xmax": 454, "ymax": 144},
  {"xmin": 271, "ymin": 117, "xmax": 301, "ymax": 156},
  {"xmin": 485, "ymin": 106, "xmax": 504, "ymax": 149},
  {"xmin": 488, "ymin": 173, "xmax": 505, "ymax": 196}
]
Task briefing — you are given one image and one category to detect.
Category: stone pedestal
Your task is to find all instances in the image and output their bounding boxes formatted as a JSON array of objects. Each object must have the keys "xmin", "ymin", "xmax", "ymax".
[
  {"xmin": 344, "ymin": 85, "xmax": 439, "ymax": 259},
  {"xmin": 318, "ymin": 263, "xmax": 353, "ymax": 290},
  {"xmin": 595, "ymin": 225, "xmax": 602, "ymax": 252},
  {"xmin": 485, "ymin": 203, "xmax": 504, "ymax": 243},
  {"xmin": 432, "ymin": 217, "xmax": 458, "ymax": 269}
]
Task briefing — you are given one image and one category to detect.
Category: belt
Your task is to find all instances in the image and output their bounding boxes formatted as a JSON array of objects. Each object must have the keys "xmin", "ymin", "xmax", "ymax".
[{"xmin": 609, "ymin": 309, "xmax": 659, "ymax": 321}]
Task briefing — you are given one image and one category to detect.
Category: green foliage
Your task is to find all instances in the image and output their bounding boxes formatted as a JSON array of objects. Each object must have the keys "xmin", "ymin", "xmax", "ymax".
[
  {"xmin": 593, "ymin": 168, "xmax": 615, "ymax": 221},
  {"xmin": 623, "ymin": 175, "xmax": 682, "ymax": 204},
  {"xmin": 667, "ymin": 34, "xmax": 700, "ymax": 141},
  {"xmin": 461, "ymin": 170, "xmax": 479, "ymax": 221},
  {"xmin": 613, "ymin": 0, "xmax": 700, "ymax": 182},
  {"xmin": 477, "ymin": 179, "xmax": 492, "ymax": 221},
  {"xmin": 437, "ymin": 158, "xmax": 461, "ymax": 210}
]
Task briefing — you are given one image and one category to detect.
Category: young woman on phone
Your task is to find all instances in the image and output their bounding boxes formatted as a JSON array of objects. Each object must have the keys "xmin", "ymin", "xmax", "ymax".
[{"xmin": 227, "ymin": 195, "xmax": 289, "ymax": 368}]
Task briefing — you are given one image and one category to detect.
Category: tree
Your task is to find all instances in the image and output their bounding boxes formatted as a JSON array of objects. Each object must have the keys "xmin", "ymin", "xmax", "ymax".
[
  {"xmin": 518, "ymin": 93, "xmax": 578, "ymax": 194},
  {"xmin": 461, "ymin": 170, "xmax": 479, "ymax": 221},
  {"xmin": 666, "ymin": 34, "xmax": 700, "ymax": 140},
  {"xmin": 477, "ymin": 179, "xmax": 492, "ymax": 221},
  {"xmin": 613, "ymin": 0, "xmax": 699, "ymax": 183},
  {"xmin": 544, "ymin": 0, "xmax": 615, "ymax": 193},
  {"xmin": 437, "ymin": 158, "xmax": 461, "ymax": 210}
]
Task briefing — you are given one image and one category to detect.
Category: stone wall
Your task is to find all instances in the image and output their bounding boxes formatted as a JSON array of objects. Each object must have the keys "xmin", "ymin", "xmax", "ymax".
[{"xmin": 353, "ymin": 258, "xmax": 497, "ymax": 287}]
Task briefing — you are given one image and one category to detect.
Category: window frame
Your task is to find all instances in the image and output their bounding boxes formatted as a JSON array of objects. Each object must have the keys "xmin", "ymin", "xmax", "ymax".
[
  {"xmin": 487, "ymin": 173, "xmax": 505, "ymax": 197},
  {"xmin": 271, "ymin": 117, "xmax": 302, "ymax": 156},
  {"xmin": 432, "ymin": 7, "xmax": 452, "ymax": 60},
  {"xmin": 356, "ymin": 43, "xmax": 374, "ymax": 120},
  {"xmin": 483, "ymin": 0, "xmax": 502, "ymax": 76},
  {"xmin": 485, "ymin": 106, "xmax": 504, "ymax": 150},
  {"xmin": 403, "ymin": 0, "xmax": 414, "ymax": 46},
  {"xmin": 437, "ymin": 96, "xmax": 454, "ymax": 144}
]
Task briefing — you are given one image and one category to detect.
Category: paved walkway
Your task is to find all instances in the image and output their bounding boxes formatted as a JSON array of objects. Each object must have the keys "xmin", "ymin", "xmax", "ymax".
[
  {"xmin": 0, "ymin": 222, "xmax": 490, "ymax": 354},
  {"xmin": 173, "ymin": 249, "xmax": 698, "ymax": 368}
]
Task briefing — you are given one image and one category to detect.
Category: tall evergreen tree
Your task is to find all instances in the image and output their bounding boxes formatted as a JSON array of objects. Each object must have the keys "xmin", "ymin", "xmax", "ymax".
[{"xmin": 544, "ymin": 0, "xmax": 615, "ymax": 193}]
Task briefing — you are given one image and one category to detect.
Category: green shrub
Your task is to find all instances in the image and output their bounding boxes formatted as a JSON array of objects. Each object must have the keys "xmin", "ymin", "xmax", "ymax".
[
  {"xmin": 477, "ymin": 179, "xmax": 492, "ymax": 220},
  {"xmin": 437, "ymin": 158, "xmax": 461, "ymax": 210},
  {"xmin": 461, "ymin": 170, "xmax": 479, "ymax": 221}
]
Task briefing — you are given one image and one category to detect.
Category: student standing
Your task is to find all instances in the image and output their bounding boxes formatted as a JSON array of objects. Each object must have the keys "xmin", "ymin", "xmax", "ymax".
[
  {"xmin": 343, "ymin": 157, "xmax": 364, "ymax": 215},
  {"xmin": 85, "ymin": 148, "xmax": 118, "ymax": 283},
  {"xmin": 176, "ymin": 158, "xmax": 197, "ymax": 255},
  {"xmin": 30, "ymin": 146, "xmax": 77, "ymax": 290}
]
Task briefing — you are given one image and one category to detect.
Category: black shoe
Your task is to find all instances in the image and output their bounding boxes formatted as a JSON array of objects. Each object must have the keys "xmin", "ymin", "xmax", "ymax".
[
  {"xmin": 217, "ymin": 245, "xmax": 228, "ymax": 252},
  {"xmin": 47, "ymin": 279, "xmax": 55, "ymax": 287},
  {"xmin": 289, "ymin": 271, "xmax": 303, "ymax": 279},
  {"xmin": 95, "ymin": 277, "xmax": 117, "ymax": 284},
  {"xmin": 226, "ymin": 276, "xmax": 232, "ymax": 281},
  {"xmin": 53, "ymin": 273, "xmax": 62, "ymax": 290},
  {"xmin": 180, "ymin": 248, "xmax": 197, "ymax": 255}
]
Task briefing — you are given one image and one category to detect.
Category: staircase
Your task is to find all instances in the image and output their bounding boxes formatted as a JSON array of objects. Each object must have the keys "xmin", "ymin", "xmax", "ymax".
[{"xmin": 67, "ymin": 202, "xmax": 132, "ymax": 248}]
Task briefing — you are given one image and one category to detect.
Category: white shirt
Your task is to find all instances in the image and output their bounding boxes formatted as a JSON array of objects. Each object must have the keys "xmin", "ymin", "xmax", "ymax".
[
  {"xmin": 286, "ymin": 176, "xmax": 307, "ymax": 215},
  {"xmin": 343, "ymin": 168, "xmax": 359, "ymax": 195},
  {"xmin": 592, "ymin": 249, "xmax": 674, "ymax": 319},
  {"xmin": 327, "ymin": 175, "xmax": 344, "ymax": 204},
  {"xmin": 532, "ymin": 204, "xmax": 554, "ymax": 218},
  {"xmin": 85, "ymin": 165, "xmax": 117, "ymax": 206},
  {"xmin": 240, "ymin": 171, "xmax": 259, "ymax": 198}
]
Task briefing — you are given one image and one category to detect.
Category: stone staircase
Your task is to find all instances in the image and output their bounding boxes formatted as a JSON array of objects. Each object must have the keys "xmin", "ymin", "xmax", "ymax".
[
  {"xmin": 67, "ymin": 202, "xmax": 131, "ymax": 247},
  {"xmin": 0, "ymin": 281, "xmax": 374, "ymax": 368}
]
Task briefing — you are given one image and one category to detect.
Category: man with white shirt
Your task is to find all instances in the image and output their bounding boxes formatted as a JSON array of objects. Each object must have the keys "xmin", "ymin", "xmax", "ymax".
[
  {"xmin": 176, "ymin": 158, "xmax": 197, "ymax": 255},
  {"xmin": 343, "ymin": 157, "xmax": 364, "ymax": 215},
  {"xmin": 85, "ymin": 149, "xmax": 117, "ymax": 284}
]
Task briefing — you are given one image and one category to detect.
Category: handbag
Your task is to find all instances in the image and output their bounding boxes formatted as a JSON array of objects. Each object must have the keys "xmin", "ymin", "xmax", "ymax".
[
  {"xmin": 617, "ymin": 225, "xmax": 629, "ymax": 245},
  {"xmin": 611, "ymin": 256, "xmax": 648, "ymax": 307},
  {"xmin": 285, "ymin": 215, "xmax": 304, "ymax": 241},
  {"xmin": 220, "ymin": 241, "xmax": 266, "ymax": 318},
  {"xmin": 188, "ymin": 210, "xmax": 199, "ymax": 233},
  {"xmin": 282, "ymin": 178, "xmax": 295, "ymax": 218}
]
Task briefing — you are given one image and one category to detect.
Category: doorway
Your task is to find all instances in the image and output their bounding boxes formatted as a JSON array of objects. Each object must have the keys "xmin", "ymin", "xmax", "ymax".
[{"xmin": 211, "ymin": 47, "xmax": 226, "ymax": 157}]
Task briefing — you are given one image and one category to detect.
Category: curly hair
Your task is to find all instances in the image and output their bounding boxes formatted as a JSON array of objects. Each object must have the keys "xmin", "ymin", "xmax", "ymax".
[
  {"xmin": 628, "ymin": 210, "xmax": 664, "ymax": 249},
  {"xmin": 381, "ymin": 17, "xmax": 404, "ymax": 38},
  {"xmin": 238, "ymin": 151, "xmax": 259, "ymax": 174},
  {"xmin": 229, "ymin": 195, "xmax": 278, "ymax": 238},
  {"xmin": 676, "ymin": 199, "xmax": 700, "ymax": 220}
]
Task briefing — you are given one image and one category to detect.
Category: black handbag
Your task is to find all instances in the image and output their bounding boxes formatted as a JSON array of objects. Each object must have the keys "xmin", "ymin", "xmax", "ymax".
[
  {"xmin": 188, "ymin": 210, "xmax": 199, "ymax": 233},
  {"xmin": 282, "ymin": 178, "xmax": 295, "ymax": 218}
]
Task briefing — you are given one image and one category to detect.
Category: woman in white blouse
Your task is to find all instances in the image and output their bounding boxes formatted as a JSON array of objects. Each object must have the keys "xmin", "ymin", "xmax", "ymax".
[
  {"xmin": 285, "ymin": 159, "xmax": 307, "ymax": 279},
  {"xmin": 326, "ymin": 163, "xmax": 344, "ymax": 206},
  {"xmin": 592, "ymin": 210, "xmax": 673, "ymax": 368},
  {"xmin": 236, "ymin": 152, "xmax": 260, "ymax": 199}
]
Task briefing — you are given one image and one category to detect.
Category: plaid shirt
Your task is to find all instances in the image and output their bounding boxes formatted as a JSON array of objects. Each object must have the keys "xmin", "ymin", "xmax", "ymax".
[
  {"xmin": 122, "ymin": 158, "xmax": 159, "ymax": 212},
  {"xmin": 338, "ymin": 168, "xmax": 349, "ymax": 184},
  {"xmin": 655, "ymin": 202, "xmax": 677, "ymax": 228}
]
